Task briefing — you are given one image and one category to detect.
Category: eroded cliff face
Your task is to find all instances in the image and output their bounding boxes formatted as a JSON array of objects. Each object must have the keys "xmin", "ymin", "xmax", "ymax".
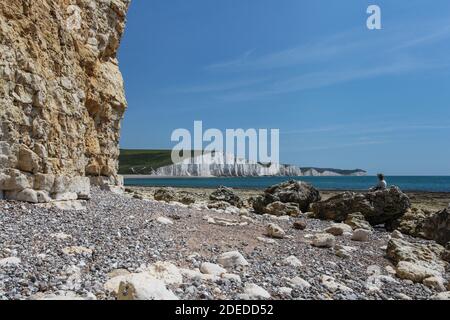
[{"xmin": 0, "ymin": 0, "xmax": 131, "ymax": 202}]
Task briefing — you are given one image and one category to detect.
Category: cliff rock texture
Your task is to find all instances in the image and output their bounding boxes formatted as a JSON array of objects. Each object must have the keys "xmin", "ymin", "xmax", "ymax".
[{"xmin": 0, "ymin": 0, "xmax": 131, "ymax": 202}]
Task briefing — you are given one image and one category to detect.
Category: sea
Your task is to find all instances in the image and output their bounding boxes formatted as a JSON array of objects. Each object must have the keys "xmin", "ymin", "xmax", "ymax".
[{"xmin": 124, "ymin": 176, "xmax": 450, "ymax": 192}]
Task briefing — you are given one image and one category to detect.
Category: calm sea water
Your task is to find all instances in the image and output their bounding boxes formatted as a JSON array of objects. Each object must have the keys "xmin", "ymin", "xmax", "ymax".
[{"xmin": 124, "ymin": 176, "xmax": 450, "ymax": 192}]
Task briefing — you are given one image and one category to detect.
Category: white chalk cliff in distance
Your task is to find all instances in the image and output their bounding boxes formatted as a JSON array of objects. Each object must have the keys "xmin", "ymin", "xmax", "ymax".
[{"xmin": 150, "ymin": 152, "xmax": 366, "ymax": 177}]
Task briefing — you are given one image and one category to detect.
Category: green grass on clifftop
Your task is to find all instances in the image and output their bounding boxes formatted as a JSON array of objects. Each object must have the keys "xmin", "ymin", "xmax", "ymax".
[{"xmin": 119, "ymin": 149, "xmax": 173, "ymax": 174}]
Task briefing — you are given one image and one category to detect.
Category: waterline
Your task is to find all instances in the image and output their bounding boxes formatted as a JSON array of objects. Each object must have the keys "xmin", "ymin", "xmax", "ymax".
[{"xmin": 124, "ymin": 176, "xmax": 450, "ymax": 192}]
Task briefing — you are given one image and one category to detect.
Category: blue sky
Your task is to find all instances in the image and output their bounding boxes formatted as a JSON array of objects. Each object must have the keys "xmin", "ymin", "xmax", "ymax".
[{"xmin": 118, "ymin": 0, "xmax": 450, "ymax": 175}]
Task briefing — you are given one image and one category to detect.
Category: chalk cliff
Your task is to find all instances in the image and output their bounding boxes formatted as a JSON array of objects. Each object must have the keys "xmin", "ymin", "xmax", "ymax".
[
  {"xmin": 0, "ymin": 0, "xmax": 131, "ymax": 202},
  {"xmin": 150, "ymin": 152, "xmax": 366, "ymax": 177}
]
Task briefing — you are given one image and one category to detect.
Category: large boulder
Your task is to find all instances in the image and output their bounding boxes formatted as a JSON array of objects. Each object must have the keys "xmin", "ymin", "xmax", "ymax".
[
  {"xmin": 386, "ymin": 238, "xmax": 447, "ymax": 283},
  {"xmin": 312, "ymin": 192, "xmax": 370, "ymax": 222},
  {"xmin": 312, "ymin": 187, "xmax": 411, "ymax": 225},
  {"xmin": 421, "ymin": 207, "xmax": 450, "ymax": 246},
  {"xmin": 253, "ymin": 180, "xmax": 320, "ymax": 214},
  {"xmin": 106, "ymin": 272, "xmax": 179, "ymax": 300},
  {"xmin": 385, "ymin": 208, "xmax": 429, "ymax": 235},
  {"xmin": 140, "ymin": 261, "xmax": 183, "ymax": 285},
  {"xmin": 387, "ymin": 206, "xmax": 449, "ymax": 246},
  {"xmin": 209, "ymin": 186, "xmax": 243, "ymax": 208},
  {"xmin": 364, "ymin": 187, "xmax": 411, "ymax": 225},
  {"xmin": 15, "ymin": 188, "xmax": 38, "ymax": 203}
]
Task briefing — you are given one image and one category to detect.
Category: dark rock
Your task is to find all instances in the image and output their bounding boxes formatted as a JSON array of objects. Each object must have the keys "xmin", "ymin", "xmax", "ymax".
[
  {"xmin": 154, "ymin": 188, "xmax": 177, "ymax": 202},
  {"xmin": 209, "ymin": 186, "xmax": 243, "ymax": 208},
  {"xmin": 312, "ymin": 192, "xmax": 368, "ymax": 222},
  {"xmin": 385, "ymin": 208, "xmax": 429, "ymax": 234},
  {"xmin": 442, "ymin": 244, "xmax": 450, "ymax": 263},
  {"xmin": 291, "ymin": 289, "xmax": 300, "ymax": 298},
  {"xmin": 252, "ymin": 195, "xmax": 267, "ymax": 214},
  {"xmin": 154, "ymin": 188, "xmax": 196, "ymax": 205},
  {"xmin": 253, "ymin": 180, "xmax": 320, "ymax": 214},
  {"xmin": 421, "ymin": 206, "xmax": 450, "ymax": 246},
  {"xmin": 207, "ymin": 201, "xmax": 232, "ymax": 210},
  {"xmin": 179, "ymin": 194, "xmax": 196, "ymax": 205},
  {"xmin": 311, "ymin": 187, "xmax": 410, "ymax": 225},
  {"xmin": 364, "ymin": 187, "xmax": 411, "ymax": 225},
  {"xmin": 293, "ymin": 219, "xmax": 307, "ymax": 230},
  {"xmin": 265, "ymin": 180, "xmax": 321, "ymax": 211},
  {"xmin": 133, "ymin": 194, "xmax": 144, "ymax": 200}
]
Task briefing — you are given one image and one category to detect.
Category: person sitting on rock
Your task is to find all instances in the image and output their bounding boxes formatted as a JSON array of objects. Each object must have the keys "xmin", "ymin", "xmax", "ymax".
[{"xmin": 370, "ymin": 173, "xmax": 387, "ymax": 191}]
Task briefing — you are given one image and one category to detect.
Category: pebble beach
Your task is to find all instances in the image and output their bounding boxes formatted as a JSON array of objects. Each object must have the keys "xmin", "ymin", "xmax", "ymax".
[{"xmin": 1, "ymin": 185, "xmax": 448, "ymax": 300}]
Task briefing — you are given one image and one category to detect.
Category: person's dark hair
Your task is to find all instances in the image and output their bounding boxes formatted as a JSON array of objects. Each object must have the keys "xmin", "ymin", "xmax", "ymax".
[{"xmin": 377, "ymin": 173, "xmax": 385, "ymax": 180}]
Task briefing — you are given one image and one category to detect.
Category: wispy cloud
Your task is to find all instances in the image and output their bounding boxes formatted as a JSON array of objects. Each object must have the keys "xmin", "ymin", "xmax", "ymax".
[
  {"xmin": 296, "ymin": 140, "xmax": 388, "ymax": 152},
  {"xmin": 216, "ymin": 57, "xmax": 445, "ymax": 101},
  {"xmin": 167, "ymin": 17, "xmax": 450, "ymax": 102},
  {"xmin": 205, "ymin": 31, "xmax": 366, "ymax": 71},
  {"xmin": 207, "ymin": 20, "xmax": 450, "ymax": 73},
  {"xmin": 205, "ymin": 29, "xmax": 395, "ymax": 73},
  {"xmin": 206, "ymin": 50, "xmax": 256, "ymax": 71},
  {"xmin": 283, "ymin": 121, "xmax": 450, "ymax": 152},
  {"xmin": 390, "ymin": 24, "xmax": 450, "ymax": 51},
  {"xmin": 171, "ymin": 77, "xmax": 269, "ymax": 94},
  {"xmin": 344, "ymin": 123, "xmax": 450, "ymax": 136},
  {"xmin": 282, "ymin": 125, "xmax": 345, "ymax": 135},
  {"xmin": 281, "ymin": 122, "xmax": 450, "ymax": 139},
  {"xmin": 288, "ymin": 122, "xmax": 450, "ymax": 152}
]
